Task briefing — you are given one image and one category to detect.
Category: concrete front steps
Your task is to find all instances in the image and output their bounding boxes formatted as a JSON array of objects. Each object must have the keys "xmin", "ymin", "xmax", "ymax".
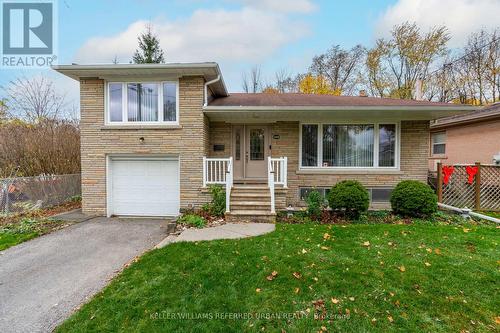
[{"xmin": 225, "ymin": 185, "xmax": 276, "ymax": 223}]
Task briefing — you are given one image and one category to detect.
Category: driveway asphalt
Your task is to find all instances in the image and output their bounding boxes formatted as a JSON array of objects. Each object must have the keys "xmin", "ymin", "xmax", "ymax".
[{"xmin": 0, "ymin": 216, "xmax": 168, "ymax": 333}]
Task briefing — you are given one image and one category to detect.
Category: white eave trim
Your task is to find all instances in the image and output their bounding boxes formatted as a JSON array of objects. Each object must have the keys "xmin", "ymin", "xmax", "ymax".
[{"xmin": 203, "ymin": 105, "xmax": 479, "ymax": 112}]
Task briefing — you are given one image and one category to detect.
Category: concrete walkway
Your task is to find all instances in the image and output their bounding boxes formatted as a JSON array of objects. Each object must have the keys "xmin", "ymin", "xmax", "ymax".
[
  {"xmin": 0, "ymin": 216, "xmax": 168, "ymax": 333},
  {"xmin": 156, "ymin": 223, "xmax": 275, "ymax": 248}
]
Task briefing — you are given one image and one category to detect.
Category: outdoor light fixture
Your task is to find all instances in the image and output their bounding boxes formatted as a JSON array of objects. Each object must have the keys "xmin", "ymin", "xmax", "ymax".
[{"xmin": 139, "ymin": 137, "xmax": 145, "ymax": 143}]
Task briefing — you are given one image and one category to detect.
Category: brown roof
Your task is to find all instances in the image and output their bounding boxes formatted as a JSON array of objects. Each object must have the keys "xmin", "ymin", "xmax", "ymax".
[
  {"xmin": 430, "ymin": 102, "xmax": 500, "ymax": 129},
  {"xmin": 209, "ymin": 93, "xmax": 456, "ymax": 107}
]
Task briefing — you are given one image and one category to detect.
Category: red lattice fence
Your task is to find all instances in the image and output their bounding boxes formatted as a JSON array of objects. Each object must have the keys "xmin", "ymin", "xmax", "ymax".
[{"xmin": 437, "ymin": 163, "xmax": 500, "ymax": 211}]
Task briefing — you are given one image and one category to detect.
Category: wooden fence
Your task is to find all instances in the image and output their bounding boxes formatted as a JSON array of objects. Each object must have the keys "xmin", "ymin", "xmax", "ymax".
[{"xmin": 437, "ymin": 163, "xmax": 500, "ymax": 211}]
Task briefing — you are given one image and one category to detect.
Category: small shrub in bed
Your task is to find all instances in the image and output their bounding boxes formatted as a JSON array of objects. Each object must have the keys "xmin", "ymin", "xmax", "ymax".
[
  {"xmin": 305, "ymin": 190, "xmax": 323, "ymax": 220},
  {"xmin": 327, "ymin": 180, "xmax": 369, "ymax": 219},
  {"xmin": 203, "ymin": 185, "xmax": 226, "ymax": 217},
  {"xmin": 390, "ymin": 180, "xmax": 437, "ymax": 217},
  {"xmin": 177, "ymin": 214, "xmax": 206, "ymax": 228}
]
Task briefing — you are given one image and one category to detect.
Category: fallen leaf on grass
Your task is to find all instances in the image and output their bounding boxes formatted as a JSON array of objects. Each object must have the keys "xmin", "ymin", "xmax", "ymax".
[
  {"xmin": 349, "ymin": 297, "xmax": 355, "ymax": 301},
  {"xmin": 494, "ymin": 316, "xmax": 500, "ymax": 324},
  {"xmin": 398, "ymin": 266, "xmax": 406, "ymax": 272},
  {"xmin": 266, "ymin": 271, "xmax": 278, "ymax": 281},
  {"xmin": 294, "ymin": 288, "xmax": 300, "ymax": 294},
  {"xmin": 256, "ymin": 288, "xmax": 261, "ymax": 293},
  {"xmin": 363, "ymin": 241, "xmax": 371, "ymax": 247},
  {"xmin": 426, "ymin": 248, "xmax": 433, "ymax": 253},
  {"xmin": 323, "ymin": 233, "xmax": 331, "ymax": 240},
  {"xmin": 463, "ymin": 228, "xmax": 470, "ymax": 233},
  {"xmin": 331, "ymin": 298, "xmax": 340, "ymax": 304},
  {"xmin": 301, "ymin": 248, "xmax": 308, "ymax": 254},
  {"xmin": 434, "ymin": 248, "xmax": 442, "ymax": 255},
  {"xmin": 321, "ymin": 246, "xmax": 330, "ymax": 250},
  {"xmin": 424, "ymin": 262, "xmax": 431, "ymax": 267},
  {"xmin": 387, "ymin": 315, "xmax": 394, "ymax": 323},
  {"xmin": 293, "ymin": 272, "xmax": 302, "ymax": 279}
]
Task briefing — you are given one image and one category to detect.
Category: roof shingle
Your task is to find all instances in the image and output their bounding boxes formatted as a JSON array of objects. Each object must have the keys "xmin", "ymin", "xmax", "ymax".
[{"xmin": 209, "ymin": 93, "xmax": 456, "ymax": 107}]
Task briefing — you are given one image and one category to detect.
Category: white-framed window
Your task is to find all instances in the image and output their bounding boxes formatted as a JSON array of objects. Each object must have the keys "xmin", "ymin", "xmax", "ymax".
[
  {"xmin": 106, "ymin": 81, "xmax": 179, "ymax": 125},
  {"xmin": 300, "ymin": 122, "xmax": 399, "ymax": 169},
  {"xmin": 431, "ymin": 131, "xmax": 446, "ymax": 155}
]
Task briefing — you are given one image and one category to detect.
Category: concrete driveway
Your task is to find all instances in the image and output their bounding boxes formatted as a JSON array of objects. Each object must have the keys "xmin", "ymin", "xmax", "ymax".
[{"xmin": 0, "ymin": 216, "xmax": 168, "ymax": 333}]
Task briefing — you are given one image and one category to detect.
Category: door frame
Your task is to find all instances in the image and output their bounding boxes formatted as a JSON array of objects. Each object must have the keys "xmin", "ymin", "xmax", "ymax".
[{"xmin": 231, "ymin": 124, "xmax": 271, "ymax": 181}]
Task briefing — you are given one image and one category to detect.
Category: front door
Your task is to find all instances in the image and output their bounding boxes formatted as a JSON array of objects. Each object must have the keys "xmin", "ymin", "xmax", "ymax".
[
  {"xmin": 232, "ymin": 125, "xmax": 269, "ymax": 180},
  {"xmin": 245, "ymin": 125, "xmax": 269, "ymax": 179}
]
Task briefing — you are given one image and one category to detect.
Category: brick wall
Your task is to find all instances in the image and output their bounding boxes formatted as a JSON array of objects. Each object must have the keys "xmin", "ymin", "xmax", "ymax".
[
  {"xmin": 208, "ymin": 122, "xmax": 232, "ymax": 158},
  {"xmin": 429, "ymin": 120, "xmax": 500, "ymax": 170},
  {"xmin": 80, "ymin": 76, "xmax": 208, "ymax": 215}
]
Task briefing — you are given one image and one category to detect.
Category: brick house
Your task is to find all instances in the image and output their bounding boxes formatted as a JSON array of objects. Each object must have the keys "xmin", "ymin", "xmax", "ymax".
[
  {"xmin": 429, "ymin": 103, "xmax": 500, "ymax": 171},
  {"xmin": 54, "ymin": 63, "xmax": 476, "ymax": 220}
]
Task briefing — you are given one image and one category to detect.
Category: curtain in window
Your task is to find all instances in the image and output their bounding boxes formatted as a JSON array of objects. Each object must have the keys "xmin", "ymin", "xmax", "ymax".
[
  {"xmin": 109, "ymin": 83, "xmax": 122, "ymax": 122},
  {"xmin": 127, "ymin": 83, "xmax": 158, "ymax": 122},
  {"xmin": 163, "ymin": 83, "xmax": 176, "ymax": 121},
  {"xmin": 379, "ymin": 124, "xmax": 396, "ymax": 167},
  {"xmin": 301, "ymin": 125, "xmax": 318, "ymax": 166},
  {"xmin": 323, "ymin": 125, "xmax": 374, "ymax": 167}
]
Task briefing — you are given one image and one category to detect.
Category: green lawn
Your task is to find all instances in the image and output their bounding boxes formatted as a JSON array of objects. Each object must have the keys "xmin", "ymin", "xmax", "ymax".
[
  {"xmin": 57, "ymin": 223, "xmax": 499, "ymax": 333},
  {"xmin": 481, "ymin": 211, "xmax": 500, "ymax": 219},
  {"xmin": 0, "ymin": 200, "xmax": 80, "ymax": 251},
  {"xmin": 0, "ymin": 231, "xmax": 39, "ymax": 251}
]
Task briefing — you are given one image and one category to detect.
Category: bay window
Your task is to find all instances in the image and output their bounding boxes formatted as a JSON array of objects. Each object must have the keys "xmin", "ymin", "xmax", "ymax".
[
  {"xmin": 107, "ymin": 81, "xmax": 178, "ymax": 124},
  {"xmin": 301, "ymin": 123, "xmax": 399, "ymax": 168}
]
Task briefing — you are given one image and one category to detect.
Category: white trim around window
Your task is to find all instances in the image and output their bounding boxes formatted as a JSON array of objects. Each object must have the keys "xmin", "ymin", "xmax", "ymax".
[
  {"xmin": 105, "ymin": 80, "xmax": 179, "ymax": 126},
  {"xmin": 299, "ymin": 121, "xmax": 401, "ymax": 170}
]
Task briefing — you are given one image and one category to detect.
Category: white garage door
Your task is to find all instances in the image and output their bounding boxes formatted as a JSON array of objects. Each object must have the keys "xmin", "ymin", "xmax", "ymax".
[{"xmin": 110, "ymin": 158, "xmax": 179, "ymax": 216}]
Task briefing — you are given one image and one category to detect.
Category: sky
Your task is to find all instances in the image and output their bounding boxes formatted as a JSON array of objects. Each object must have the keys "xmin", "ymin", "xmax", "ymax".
[{"xmin": 1, "ymin": 0, "xmax": 499, "ymax": 105}]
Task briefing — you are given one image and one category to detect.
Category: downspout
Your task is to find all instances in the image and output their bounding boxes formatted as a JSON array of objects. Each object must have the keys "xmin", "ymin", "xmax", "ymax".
[{"xmin": 204, "ymin": 75, "xmax": 221, "ymax": 107}]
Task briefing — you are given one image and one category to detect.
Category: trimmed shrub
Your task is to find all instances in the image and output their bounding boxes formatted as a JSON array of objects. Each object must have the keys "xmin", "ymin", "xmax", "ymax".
[
  {"xmin": 203, "ymin": 185, "xmax": 226, "ymax": 217},
  {"xmin": 390, "ymin": 180, "xmax": 437, "ymax": 217},
  {"xmin": 305, "ymin": 190, "xmax": 323, "ymax": 220},
  {"xmin": 327, "ymin": 180, "xmax": 369, "ymax": 219},
  {"xmin": 177, "ymin": 214, "xmax": 206, "ymax": 228}
]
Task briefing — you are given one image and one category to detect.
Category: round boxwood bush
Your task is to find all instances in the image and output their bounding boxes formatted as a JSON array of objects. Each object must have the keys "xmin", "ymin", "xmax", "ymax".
[
  {"xmin": 390, "ymin": 180, "xmax": 437, "ymax": 217},
  {"xmin": 327, "ymin": 180, "xmax": 369, "ymax": 219}
]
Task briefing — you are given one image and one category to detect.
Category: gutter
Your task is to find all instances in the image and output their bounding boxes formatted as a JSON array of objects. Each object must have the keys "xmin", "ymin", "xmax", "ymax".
[
  {"xmin": 203, "ymin": 105, "xmax": 479, "ymax": 112},
  {"xmin": 204, "ymin": 75, "xmax": 221, "ymax": 107},
  {"xmin": 430, "ymin": 112, "xmax": 500, "ymax": 130}
]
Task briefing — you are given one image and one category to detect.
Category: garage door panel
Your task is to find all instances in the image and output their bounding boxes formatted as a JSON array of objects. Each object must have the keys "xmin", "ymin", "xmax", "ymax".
[{"xmin": 110, "ymin": 159, "xmax": 179, "ymax": 216}]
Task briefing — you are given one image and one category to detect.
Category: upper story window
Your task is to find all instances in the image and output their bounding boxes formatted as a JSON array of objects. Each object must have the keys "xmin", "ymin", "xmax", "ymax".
[
  {"xmin": 300, "ymin": 122, "xmax": 399, "ymax": 169},
  {"xmin": 431, "ymin": 131, "xmax": 446, "ymax": 155},
  {"xmin": 107, "ymin": 81, "xmax": 178, "ymax": 124}
]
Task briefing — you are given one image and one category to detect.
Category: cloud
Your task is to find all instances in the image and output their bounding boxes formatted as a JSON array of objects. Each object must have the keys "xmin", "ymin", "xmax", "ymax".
[
  {"xmin": 231, "ymin": 0, "xmax": 317, "ymax": 13},
  {"xmin": 376, "ymin": 0, "xmax": 500, "ymax": 46},
  {"xmin": 74, "ymin": 7, "xmax": 308, "ymax": 64}
]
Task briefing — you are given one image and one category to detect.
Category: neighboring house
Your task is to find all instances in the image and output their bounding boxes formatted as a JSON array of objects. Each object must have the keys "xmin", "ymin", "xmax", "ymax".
[
  {"xmin": 54, "ymin": 63, "xmax": 476, "ymax": 220},
  {"xmin": 429, "ymin": 102, "xmax": 500, "ymax": 171}
]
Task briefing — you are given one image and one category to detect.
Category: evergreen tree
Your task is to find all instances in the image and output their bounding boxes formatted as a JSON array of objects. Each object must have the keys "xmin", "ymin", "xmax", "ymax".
[{"xmin": 132, "ymin": 25, "xmax": 165, "ymax": 64}]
